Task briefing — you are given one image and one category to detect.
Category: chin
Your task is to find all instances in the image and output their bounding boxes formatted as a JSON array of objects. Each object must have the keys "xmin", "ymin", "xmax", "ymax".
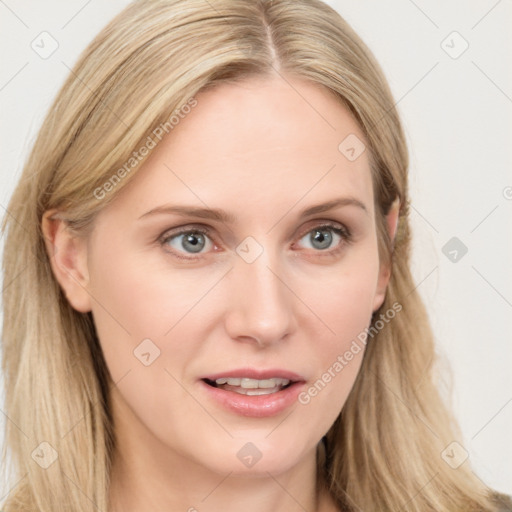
[{"xmin": 182, "ymin": 429, "xmax": 317, "ymax": 477}]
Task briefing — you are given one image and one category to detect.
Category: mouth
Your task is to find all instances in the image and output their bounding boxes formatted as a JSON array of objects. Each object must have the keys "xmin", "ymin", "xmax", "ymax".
[
  {"xmin": 199, "ymin": 369, "xmax": 306, "ymax": 417},
  {"xmin": 202, "ymin": 377, "xmax": 294, "ymax": 396}
]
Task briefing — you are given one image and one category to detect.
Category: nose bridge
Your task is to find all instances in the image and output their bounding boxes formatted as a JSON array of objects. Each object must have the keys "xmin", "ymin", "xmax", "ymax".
[{"xmin": 225, "ymin": 244, "xmax": 294, "ymax": 345}]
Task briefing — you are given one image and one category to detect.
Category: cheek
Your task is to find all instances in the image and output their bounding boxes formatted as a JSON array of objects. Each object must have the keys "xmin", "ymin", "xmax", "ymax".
[
  {"xmin": 87, "ymin": 239, "xmax": 221, "ymax": 362},
  {"xmin": 294, "ymin": 244, "xmax": 380, "ymax": 428},
  {"xmin": 86, "ymin": 247, "xmax": 220, "ymax": 444},
  {"xmin": 304, "ymin": 238, "xmax": 381, "ymax": 344}
]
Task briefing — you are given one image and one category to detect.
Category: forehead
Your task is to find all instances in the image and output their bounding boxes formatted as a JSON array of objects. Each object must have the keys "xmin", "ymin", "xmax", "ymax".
[{"xmin": 105, "ymin": 74, "xmax": 374, "ymax": 221}]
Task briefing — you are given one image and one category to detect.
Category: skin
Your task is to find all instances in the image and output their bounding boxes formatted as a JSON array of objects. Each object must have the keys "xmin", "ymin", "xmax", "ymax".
[{"xmin": 43, "ymin": 72, "xmax": 399, "ymax": 512}]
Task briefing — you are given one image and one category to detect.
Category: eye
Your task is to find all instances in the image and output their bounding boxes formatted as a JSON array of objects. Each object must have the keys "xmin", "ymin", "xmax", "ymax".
[
  {"xmin": 296, "ymin": 223, "xmax": 350, "ymax": 252},
  {"xmin": 158, "ymin": 222, "xmax": 351, "ymax": 261},
  {"xmin": 160, "ymin": 227, "xmax": 214, "ymax": 257}
]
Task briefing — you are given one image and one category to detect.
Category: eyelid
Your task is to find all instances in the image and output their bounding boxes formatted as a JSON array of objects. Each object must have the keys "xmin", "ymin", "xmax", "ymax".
[{"xmin": 294, "ymin": 218, "xmax": 349, "ymax": 239}]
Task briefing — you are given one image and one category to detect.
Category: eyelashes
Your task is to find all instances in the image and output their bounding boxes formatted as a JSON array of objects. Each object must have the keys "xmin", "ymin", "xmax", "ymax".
[{"xmin": 158, "ymin": 222, "xmax": 352, "ymax": 261}]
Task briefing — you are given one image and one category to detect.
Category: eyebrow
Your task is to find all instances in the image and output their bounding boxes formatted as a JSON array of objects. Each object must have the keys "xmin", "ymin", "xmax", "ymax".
[{"xmin": 138, "ymin": 197, "xmax": 368, "ymax": 223}]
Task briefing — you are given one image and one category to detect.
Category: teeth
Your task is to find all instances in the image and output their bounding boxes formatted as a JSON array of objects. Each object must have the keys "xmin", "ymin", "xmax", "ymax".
[
  {"xmin": 214, "ymin": 377, "xmax": 291, "ymax": 389},
  {"xmin": 242, "ymin": 388, "xmax": 281, "ymax": 396}
]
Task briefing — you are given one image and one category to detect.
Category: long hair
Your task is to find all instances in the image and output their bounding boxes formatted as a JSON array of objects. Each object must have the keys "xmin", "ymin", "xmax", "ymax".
[{"xmin": 0, "ymin": 0, "xmax": 503, "ymax": 510}]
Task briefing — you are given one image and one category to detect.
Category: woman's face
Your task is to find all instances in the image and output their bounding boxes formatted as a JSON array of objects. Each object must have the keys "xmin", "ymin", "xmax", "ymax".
[{"xmin": 60, "ymin": 74, "xmax": 392, "ymax": 477}]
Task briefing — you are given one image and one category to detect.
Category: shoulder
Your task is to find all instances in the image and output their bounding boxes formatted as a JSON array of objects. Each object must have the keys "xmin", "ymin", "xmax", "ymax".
[{"xmin": 491, "ymin": 492, "xmax": 512, "ymax": 511}]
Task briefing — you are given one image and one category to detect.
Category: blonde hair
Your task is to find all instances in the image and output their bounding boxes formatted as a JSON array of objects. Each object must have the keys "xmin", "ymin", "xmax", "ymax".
[{"xmin": 0, "ymin": 0, "xmax": 505, "ymax": 510}]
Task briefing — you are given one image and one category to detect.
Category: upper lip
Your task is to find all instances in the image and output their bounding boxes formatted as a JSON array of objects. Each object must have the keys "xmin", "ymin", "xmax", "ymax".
[{"xmin": 201, "ymin": 368, "xmax": 306, "ymax": 382}]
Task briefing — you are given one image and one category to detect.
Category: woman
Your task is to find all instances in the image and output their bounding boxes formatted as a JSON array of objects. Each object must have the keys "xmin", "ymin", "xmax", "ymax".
[{"xmin": 1, "ymin": 0, "xmax": 510, "ymax": 510}]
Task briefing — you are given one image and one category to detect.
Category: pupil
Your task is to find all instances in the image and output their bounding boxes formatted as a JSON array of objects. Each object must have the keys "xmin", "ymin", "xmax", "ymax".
[
  {"xmin": 312, "ymin": 229, "xmax": 332, "ymax": 250},
  {"xmin": 183, "ymin": 233, "xmax": 205, "ymax": 253}
]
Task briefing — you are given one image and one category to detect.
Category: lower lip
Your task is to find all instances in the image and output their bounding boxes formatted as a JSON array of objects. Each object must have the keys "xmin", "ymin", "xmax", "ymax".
[{"xmin": 199, "ymin": 380, "xmax": 305, "ymax": 418}]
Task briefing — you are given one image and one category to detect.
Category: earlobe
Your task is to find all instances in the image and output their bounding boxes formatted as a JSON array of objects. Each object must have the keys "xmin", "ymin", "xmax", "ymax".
[
  {"xmin": 372, "ymin": 198, "xmax": 401, "ymax": 312},
  {"xmin": 41, "ymin": 209, "xmax": 92, "ymax": 313}
]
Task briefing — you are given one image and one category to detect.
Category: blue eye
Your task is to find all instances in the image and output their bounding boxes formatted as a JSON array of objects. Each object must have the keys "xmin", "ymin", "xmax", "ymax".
[
  {"xmin": 162, "ymin": 229, "xmax": 213, "ymax": 255},
  {"xmin": 159, "ymin": 222, "xmax": 350, "ymax": 261},
  {"xmin": 297, "ymin": 225, "xmax": 347, "ymax": 251}
]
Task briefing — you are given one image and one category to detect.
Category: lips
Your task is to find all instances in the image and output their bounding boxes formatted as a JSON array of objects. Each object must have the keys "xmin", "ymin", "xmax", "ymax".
[{"xmin": 200, "ymin": 368, "xmax": 306, "ymax": 417}]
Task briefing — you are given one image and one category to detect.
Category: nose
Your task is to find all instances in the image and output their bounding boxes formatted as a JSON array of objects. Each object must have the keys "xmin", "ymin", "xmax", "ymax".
[{"xmin": 224, "ymin": 248, "xmax": 296, "ymax": 347}]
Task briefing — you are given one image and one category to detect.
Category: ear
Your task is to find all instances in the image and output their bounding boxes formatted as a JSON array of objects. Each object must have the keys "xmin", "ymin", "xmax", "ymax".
[
  {"xmin": 372, "ymin": 198, "xmax": 400, "ymax": 312},
  {"xmin": 41, "ymin": 209, "xmax": 92, "ymax": 313}
]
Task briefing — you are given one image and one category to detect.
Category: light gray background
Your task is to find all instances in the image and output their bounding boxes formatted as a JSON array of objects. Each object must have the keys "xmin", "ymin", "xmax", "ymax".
[{"xmin": 1, "ymin": 0, "xmax": 511, "ymax": 499}]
